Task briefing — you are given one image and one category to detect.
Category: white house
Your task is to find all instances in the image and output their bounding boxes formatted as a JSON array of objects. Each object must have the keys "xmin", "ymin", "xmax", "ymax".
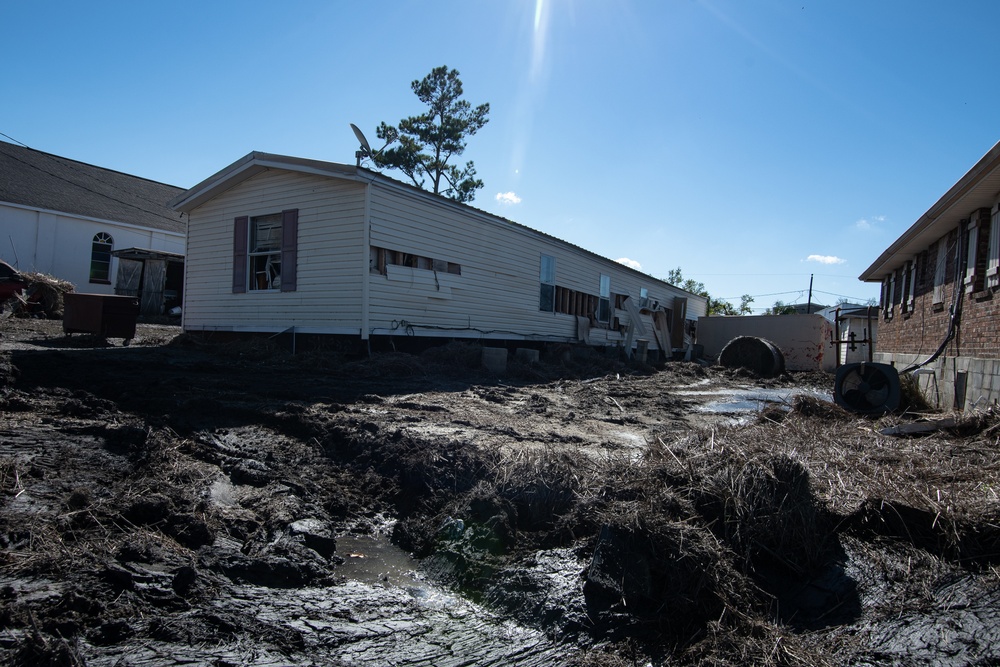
[
  {"xmin": 169, "ymin": 152, "xmax": 706, "ymax": 353},
  {"xmin": 0, "ymin": 140, "xmax": 185, "ymax": 299}
]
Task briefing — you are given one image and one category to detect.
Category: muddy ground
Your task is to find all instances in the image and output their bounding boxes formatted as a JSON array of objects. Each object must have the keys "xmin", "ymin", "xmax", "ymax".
[{"xmin": 1, "ymin": 317, "xmax": 999, "ymax": 666}]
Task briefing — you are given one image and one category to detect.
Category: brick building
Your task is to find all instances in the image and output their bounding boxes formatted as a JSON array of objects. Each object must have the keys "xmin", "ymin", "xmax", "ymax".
[{"xmin": 860, "ymin": 140, "xmax": 1000, "ymax": 410}]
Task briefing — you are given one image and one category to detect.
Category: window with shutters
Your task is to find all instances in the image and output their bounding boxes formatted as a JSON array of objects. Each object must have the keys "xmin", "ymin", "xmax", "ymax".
[
  {"xmin": 233, "ymin": 210, "xmax": 297, "ymax": 293},
  {"xmin": 964, "ymin": 213, "xmax": 984, "ymax": 293},
  {"xmin": 881, "ymin": 272, "xmax": 894, "ymax": 320},
  {"xmin": 988, "ymin": 204, "xmax": 1000, "ymax": 290},
  {"xmin": 905, "ymin": 257, "xmax": 917, "ymax": 313},
  {"xmin": 932, "ymin": 238, "xmax": 948, "ymax": 305}
]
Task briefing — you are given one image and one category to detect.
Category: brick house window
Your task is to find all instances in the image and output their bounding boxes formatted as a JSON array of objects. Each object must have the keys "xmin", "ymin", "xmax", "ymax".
[
  {"xmin": 964, "ymin": 210, "xmax": 989, "ymax": 293},
  {"xmin": 932, "ymin": 238, "xmax": 948, "ymax": 305},
  {"xmin": 988, "ymin": 204, "xmax": 1000, "ymax": 290},
  {"xmin": 901, "ymin": 259, "xmax": 916, "ymax": 314},
  {"xmin": 881, "ymin": 272, "xmax": 896, "ymax": 320}
]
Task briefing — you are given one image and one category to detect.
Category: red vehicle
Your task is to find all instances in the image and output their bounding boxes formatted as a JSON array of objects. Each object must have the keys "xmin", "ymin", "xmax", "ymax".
[{"xmin": 0, "ymin": 260, "xmax": 28, "ymax": 300}]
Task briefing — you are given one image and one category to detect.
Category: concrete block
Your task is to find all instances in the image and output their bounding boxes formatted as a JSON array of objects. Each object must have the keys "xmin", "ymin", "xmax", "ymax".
[
  {"xmin": 514, "ymin": 348, "xmax": 540, "ymax": 365},
  {"xmin": 482, "ymin": 347, "xmax": 508, "ymax": 373}
]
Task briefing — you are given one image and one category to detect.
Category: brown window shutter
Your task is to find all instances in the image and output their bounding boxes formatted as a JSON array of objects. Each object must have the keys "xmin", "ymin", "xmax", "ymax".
[
  {"xmin": 233, "ymin": 216, "xmax": 248, "ymax": 293},
  {"xmin": 280, "ymin": 209, "xmax": 298, "ymax": 292}
]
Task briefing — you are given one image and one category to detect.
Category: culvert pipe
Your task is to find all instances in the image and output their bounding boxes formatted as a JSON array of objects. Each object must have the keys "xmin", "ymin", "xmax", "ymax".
[{"xmin": 718, "ymin": 336, "xmax": 785, "ymax": 378}]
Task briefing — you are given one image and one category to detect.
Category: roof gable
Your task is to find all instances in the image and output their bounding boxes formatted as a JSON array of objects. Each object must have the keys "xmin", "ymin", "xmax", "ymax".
[{"xmin": 0, "ymin": 140, "xmax": 186, "ymax": 234}]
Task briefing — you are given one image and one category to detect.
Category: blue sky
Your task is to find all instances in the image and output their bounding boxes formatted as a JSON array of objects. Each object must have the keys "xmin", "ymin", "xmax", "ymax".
[{"xmin": 5, "ymin": 1, "xmax": 999, "ymax": 311}]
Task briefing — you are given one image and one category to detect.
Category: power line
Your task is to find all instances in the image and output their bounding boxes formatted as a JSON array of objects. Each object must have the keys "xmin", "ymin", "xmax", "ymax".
[
  {"xmin": 0, "ymin": 137, "xmax": 181, "ymax": 224},
  {"xmin": 0, "ymin": 132, "xmax": 28, "ymax": 147}
]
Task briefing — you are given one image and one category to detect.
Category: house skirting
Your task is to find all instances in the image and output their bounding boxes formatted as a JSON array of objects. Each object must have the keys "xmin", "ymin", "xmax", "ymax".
[{"xmin": 873, "ymin": 352, "xmax": 1000, "ymax": 411}]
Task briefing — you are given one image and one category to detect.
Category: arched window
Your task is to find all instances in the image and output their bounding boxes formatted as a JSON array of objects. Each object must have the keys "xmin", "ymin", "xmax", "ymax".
[{"xmin": 90, "ymin": 232, "xmax": 113, "ymax": 283}]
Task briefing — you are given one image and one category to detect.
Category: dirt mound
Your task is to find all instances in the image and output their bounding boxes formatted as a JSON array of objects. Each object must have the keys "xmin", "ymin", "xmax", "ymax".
[{"xmin": 2, "ymin": 319, "xmax": 1000, "ymax": 665}]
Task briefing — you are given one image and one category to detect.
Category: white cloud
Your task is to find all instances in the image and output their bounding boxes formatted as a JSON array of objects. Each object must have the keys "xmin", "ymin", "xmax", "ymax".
[
  {"xmin": 807, "ymin": 254, "xmax": 846, "ymax": 265},
  {"xmin": 616, "ymin": 257, "xmax": 642, "ymax": 270},
  {"xmin": 495, "ymin": 191, "xmax": 522, "ymax": 205},
  {"xmin": 856, "ymin": 214, "xmax": 885, "ymax": 231}
]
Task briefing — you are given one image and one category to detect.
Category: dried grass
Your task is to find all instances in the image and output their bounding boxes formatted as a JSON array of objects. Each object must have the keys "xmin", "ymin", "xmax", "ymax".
[{"xmin": 3, "ymin": 272, "xmax": 74, "ymax": 318}]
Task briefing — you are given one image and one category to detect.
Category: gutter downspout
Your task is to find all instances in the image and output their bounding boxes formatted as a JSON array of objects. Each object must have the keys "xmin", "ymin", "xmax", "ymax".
[{"xmin": 900, "ymin": 224, "xmax": 966, "ymax": 374}]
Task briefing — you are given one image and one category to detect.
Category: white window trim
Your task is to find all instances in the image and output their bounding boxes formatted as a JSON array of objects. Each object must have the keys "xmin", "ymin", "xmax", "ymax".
[
  {"xmin": 932, "ymin": 238, "xmax": 948, "ymax": 305},
  {"xmin": 988, "ymin": 204, "xmax": 1000, "ymax": 289},
  {"xmin": 249, "ymin": 213, "xmax": 283, "ymax": 291},
  {"xmin": 964, "ymin": 216, "xmax": 980, "ymax": 293},
  {"xmin": 906, "ymin": 257, "xmax": 917, "ymax": 312}
]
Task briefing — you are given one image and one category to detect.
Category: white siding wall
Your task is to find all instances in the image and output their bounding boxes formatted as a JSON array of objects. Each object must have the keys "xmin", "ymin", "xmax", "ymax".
[
  {"xmin": 181, "ymin": 168, "xmax": 707, "ymax": 345},
  {"xmin": 183, "ymin": 171, "xmax": 366, "ymax": 333},
  {"xmin": 367, "ymin": 185, "xmax": 703, "ymax": 349},
  {"xmin": 0, "ymin": 201, "xmax": 184, "ymax": 294}
]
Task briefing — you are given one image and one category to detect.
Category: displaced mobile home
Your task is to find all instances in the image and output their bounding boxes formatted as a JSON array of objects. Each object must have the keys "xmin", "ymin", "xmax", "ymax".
[
  {"xmin": 0, "ymin": 140, "xmax": 185, "ymax": 306},
  {"xmin": 860, "ymin": 139, "xmax": 1000, "ymax": 410},
  {"xmin": 169, "ymin": 152, "xmax": 705, "ymax": 354}
]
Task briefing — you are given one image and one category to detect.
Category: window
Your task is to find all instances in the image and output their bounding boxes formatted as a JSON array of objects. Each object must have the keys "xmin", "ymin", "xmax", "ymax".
[
  {"xmin": 597, "ymin": 274, "xmax": 611, "ymax": 323},
  {"xmin": 89, "ymin": 232, "xmax": 113, "ymax": 283},
  {"xmin": 250, "ymin": 213, "xmax": 282, "ymax": 290},
  {"xmin": 905, "ymin": 257, "xmax": 917, "ymax": 313},
  {"xmin": 988, "ymin": 204, "xmax": 1000, "ymax": 290},
  {"xmin": 369, "ymin": 246, "xmax": 461, "ymax": 276},
  {"xmin": 539, "ymin": 255, "xmax": 555, "ymax": 312},
  {"xmin": 233, "ymin": 210, "xmax": 297, "ymax": 293},
  {"xmin": 881, "ymin": 274, "xmax": 892, "ymax": 320},
  {"xmin": 932, "ymin": 238, "xmax": 948, "ymax": 305},
  {"xmin": 964, "ymin": 213, "xmax": 984, "ymax": 293}
]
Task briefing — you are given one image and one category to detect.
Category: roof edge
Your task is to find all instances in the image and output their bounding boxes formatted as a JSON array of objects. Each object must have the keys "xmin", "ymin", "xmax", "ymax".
[{"xmin": 859, "ymin": 139, "xmax": 1000, "ymax": 281}]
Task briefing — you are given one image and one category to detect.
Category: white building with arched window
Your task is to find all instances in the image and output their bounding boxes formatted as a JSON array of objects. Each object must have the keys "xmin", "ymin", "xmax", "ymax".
[{"xmin": 0, "ymin": 140, "xmax": 185, "ymax": 299}]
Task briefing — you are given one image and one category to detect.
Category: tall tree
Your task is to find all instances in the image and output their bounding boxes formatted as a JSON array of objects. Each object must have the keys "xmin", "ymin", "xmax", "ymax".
[
  {"xmin": 372, "ymin": 66, "xmax": 490, "ymax": 203},
  {"xmin": 667, "ymin": 268, "xmax": 754, "ymax": 316},
  {"xmin": 764, "ymin": 300, "xmax": 798, "ymax": 315}
]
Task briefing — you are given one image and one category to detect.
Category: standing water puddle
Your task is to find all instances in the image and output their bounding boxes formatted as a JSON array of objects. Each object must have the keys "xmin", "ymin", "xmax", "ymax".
[
  {"xmin": 675, "ymin": 385, "xmax": 832, "ymax": 422},
  {"xmin": 334, "ymin": 533, "xmax": 423, "ymax": 588}
]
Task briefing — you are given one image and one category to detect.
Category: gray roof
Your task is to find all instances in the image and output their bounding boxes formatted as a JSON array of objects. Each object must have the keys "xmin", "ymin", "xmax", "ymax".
[{"xmin": 0, "ymin": 140, "xmax": 186, "ymax": 235}]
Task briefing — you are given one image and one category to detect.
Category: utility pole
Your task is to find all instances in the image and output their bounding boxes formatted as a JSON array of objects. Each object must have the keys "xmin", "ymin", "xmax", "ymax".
[{"xmin": 806, "ymin": 274, "xmax": 814, "ymax": 314}]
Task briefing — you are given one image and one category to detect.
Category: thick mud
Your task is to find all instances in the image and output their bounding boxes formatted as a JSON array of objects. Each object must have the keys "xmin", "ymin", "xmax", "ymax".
[{"xmin": 1, "ymin": 318, "xmax": 999, "ymax": 666}]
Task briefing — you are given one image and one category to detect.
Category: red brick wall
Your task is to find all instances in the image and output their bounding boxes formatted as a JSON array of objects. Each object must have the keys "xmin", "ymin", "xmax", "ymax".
[{"xmin": 878, "ymin": 216, "xmax": 1000, "ymax": 359}]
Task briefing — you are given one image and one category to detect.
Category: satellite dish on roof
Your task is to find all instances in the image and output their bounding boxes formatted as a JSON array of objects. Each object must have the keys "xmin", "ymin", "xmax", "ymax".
[
  {"xmin": 350, "ymin": 123, "xmax": 384, "ymax": 168},
  {"xmin": 350, "ymin": 123, "xmax": 372, "ymax": 156}
]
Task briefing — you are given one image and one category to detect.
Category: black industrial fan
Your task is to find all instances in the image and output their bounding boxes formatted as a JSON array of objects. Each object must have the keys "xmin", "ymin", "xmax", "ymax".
[{"xmin": 833, "ymin": 362, "xmax": 901, "ymax": 415}]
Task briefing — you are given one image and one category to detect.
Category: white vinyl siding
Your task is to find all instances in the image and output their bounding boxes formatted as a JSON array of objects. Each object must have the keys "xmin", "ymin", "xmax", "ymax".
[
  {"xmin": 183, "ymin": 170, "xmax": 366, "ymax": 332},
  {"xmin": 181, "ymin": 165, "xmax": 707, "ymax": 349},
  {"xmin": 365, "ymin": 184, "xmax": 702, "ymax": 349}
]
